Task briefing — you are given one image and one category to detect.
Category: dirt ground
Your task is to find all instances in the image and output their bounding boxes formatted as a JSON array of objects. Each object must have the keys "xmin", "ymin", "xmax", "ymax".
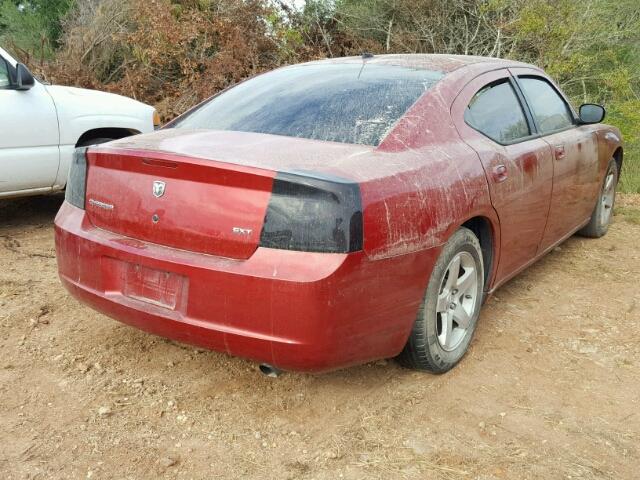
[{"xmin": 1, "ymin": 193, "xmax": 639, "ymax": 480}]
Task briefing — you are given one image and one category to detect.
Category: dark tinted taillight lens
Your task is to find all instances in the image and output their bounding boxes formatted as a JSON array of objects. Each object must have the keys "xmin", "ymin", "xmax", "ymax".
[
  {"xmin": 259, "ymin": 172, "xmax": 363, "ymax": 253},
  {"xmin": 65, "ymin": 147, "xmax": 88, "ymax": 209}
]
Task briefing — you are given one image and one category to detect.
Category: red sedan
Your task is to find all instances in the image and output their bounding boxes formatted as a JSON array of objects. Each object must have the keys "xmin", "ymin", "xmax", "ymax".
[{"xmin": 55, "ymin": 54, "xmax": 623, "ymax": 373}]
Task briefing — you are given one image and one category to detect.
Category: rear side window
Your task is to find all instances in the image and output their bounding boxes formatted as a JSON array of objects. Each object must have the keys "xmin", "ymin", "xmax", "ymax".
[
  {"xmin": 464, "ymin": 80, "xmax": 531, "ymax": 144},
  {"xmin": 518, "ymin": 77, "xmax": 573, "ymax": 133},
  {"xmin": 172, "ymin": 63, "xmax": 444, "ymax": 146},
  {"xmin": 0, "ymin": 58, "xmax": 9, "ymax": 88}
]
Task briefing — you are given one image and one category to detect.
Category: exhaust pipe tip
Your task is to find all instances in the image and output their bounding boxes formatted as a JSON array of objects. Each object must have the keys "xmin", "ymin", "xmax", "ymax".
[{"xmin": 259, "ymin": 364, "xmax": 282, "ymax": 378}]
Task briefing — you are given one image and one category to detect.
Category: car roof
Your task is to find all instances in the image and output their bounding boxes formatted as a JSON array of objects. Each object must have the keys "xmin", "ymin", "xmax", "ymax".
[{"xmin": 299, "ymin": 53, "xmax": 536, "ymax": 74}]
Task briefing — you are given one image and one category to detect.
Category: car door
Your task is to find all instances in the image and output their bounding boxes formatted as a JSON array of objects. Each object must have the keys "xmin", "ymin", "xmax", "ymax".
[
  {"xmin": 0, "ymin": 52, "xmax": 60, "ymax": 195},
  {"xmin": 451, "ymin": 69, "xmax": 554, "ymax": 283},
  {"xmin": 510, "ymin": 68, "xmax": 601, "ymax": 252}
]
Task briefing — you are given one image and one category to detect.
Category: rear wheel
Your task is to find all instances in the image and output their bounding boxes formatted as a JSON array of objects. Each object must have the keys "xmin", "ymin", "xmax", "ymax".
[
  {"xmin": 578, "ymin": 160, "xmax": 618, "ymax": 238},
  {"xmin": 398, "ymin": 227, "xmax": 484, "ymax": 373}
]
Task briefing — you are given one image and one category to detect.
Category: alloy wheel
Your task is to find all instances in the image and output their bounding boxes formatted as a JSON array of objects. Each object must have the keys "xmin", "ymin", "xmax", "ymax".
[
  {"xmin": 600, "ymin": 169, "xmax": 616, "ymax": 227},
  {"xmin": 435, "ymin": 251, "xmax": 479, "ymax": 351}
]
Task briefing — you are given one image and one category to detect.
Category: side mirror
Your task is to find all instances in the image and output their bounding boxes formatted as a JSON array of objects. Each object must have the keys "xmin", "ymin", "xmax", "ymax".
[
  {"xmin": 15, "ymin": 63, "xmax": 35, "ymax": 91},
  {"xmin": 579, "ymin": 103, "xmax": 605, "ymax": 124}
]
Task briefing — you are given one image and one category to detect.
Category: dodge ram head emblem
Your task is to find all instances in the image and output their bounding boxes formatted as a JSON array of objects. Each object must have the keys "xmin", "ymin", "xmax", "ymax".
[{"xmin": 152, "ymin": 181, "xmax": 166, "ymax": 198}]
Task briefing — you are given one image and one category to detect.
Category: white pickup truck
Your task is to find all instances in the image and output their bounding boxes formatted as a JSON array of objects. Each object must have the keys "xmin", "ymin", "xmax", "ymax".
[{"xmin": 0, "ymin": 46, "xmax": 158, "ymax": 199}]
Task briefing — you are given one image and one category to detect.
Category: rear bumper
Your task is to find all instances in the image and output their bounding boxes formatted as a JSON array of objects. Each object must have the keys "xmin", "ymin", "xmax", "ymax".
[{"xmin": 55, "ymin": 201, "xmax": 438, "ymax": 372}]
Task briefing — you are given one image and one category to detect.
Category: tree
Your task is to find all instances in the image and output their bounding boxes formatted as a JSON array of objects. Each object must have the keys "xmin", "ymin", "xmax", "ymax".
[{"xmin": 0, "ymin": 0, "xmax": 74, "ymax": 61}]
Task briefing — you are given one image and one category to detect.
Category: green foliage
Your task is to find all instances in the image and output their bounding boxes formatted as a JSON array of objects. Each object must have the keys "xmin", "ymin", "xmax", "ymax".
[{"xmin": 0, "ymin": 0, "xmax": 74, "ymax": 60}]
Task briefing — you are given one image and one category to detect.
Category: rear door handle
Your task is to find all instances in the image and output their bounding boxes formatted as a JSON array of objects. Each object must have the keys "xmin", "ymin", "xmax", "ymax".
[
  {"xmin": 554, "ymin": 145, "xmax": 566, "ymax": 160},
  {"xmin": 492, "ymin": 164, "xmax": 508, "ymax": 183}
]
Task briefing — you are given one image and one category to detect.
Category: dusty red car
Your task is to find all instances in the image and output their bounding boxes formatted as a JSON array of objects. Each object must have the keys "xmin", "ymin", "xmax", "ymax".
[{"xmin": 55, "ymin": 54, "xmax": 623, "ymax": 374}]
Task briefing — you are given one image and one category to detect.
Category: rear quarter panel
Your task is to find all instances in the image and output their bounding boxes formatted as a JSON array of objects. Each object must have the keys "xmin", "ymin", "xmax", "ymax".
[{"xmin": 357, "ymin": 65, "xmax": 501, "ymax": 285}]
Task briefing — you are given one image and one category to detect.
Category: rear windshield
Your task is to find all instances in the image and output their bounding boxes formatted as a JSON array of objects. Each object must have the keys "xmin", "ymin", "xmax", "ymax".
[{"xmin": 171, "ymin": 63, "xmax": 443, "ymax": 146}]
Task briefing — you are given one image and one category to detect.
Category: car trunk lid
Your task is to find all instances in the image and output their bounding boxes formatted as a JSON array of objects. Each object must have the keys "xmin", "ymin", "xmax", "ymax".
[{"xmin": 84, "ymin": 148, "xmax": 275, "ymax": 259}]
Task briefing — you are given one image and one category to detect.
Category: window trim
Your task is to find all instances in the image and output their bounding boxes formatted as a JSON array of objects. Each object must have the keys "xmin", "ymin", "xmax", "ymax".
[
  {"xmin": 463, "ymin": 72, "xmax": 580, "ymax": 147},
  {"xmin": 0, "ymin": 56, "xmax": 12, "ymax": 90},
  {"xmin": 463, "ymin": 77, "xmax": 538, "ymax": 146},
  {"xmin": 513, "ymin": 74, "xmax": 577, "ymax": 137}
]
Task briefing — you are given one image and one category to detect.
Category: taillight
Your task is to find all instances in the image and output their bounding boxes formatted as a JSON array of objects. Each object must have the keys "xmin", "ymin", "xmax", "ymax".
[
  {"xmin": 65, "ymin": 147, "xmax": 88, "ymax": 209},
  {"xmin": 259, "ymin": 172, "xmax": 363, "ymax": 253}
]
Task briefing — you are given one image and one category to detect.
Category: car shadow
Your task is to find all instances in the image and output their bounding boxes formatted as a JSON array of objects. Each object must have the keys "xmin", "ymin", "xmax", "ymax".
[{"xmin": 0, "ymin": 193, "xmax": 64, "ymax": 229}]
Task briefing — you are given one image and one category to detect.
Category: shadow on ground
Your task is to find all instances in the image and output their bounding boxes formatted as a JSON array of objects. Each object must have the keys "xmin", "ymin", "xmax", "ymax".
[{"xmin": 0, "ymin": 194, "xmax": 64, "ymax": 227}]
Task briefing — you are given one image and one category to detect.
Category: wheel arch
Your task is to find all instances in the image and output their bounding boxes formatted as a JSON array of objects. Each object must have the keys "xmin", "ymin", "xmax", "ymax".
[
  {"xmin": 460, "ymin": 215, "xmax": 498, "ymax": 290},
  {"xmin": 75, "ymin": 127, "xmax": 140, "ymax": 147},
  {"xmin": 613, "ymin": 146, "xmax": 623, "ymax": 179}
]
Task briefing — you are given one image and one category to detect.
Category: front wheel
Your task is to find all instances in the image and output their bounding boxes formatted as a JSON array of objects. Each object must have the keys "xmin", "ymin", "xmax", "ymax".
[
  {"xmin": 398, "ymin": 227, "xmax": 484, "ymax": 373},
  {"xmin": 578, "ymin": 160, "xmax": 618, "ymax": 238}
]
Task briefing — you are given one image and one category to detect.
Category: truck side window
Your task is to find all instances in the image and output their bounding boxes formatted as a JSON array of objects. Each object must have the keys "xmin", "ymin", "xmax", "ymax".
[{"xmin": 0, "ymin": 58, "xmax": 10, "ymax": 88}]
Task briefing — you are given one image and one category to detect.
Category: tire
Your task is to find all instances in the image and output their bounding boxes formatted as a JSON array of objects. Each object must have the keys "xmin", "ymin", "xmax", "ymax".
[
  {"xmin": 398, "ymin": 227, "xmax": 484, "ymax": 373},
  {"xmin": 578, "ymin": 160, "xmax": 618, "ymax": 238},
  {"xmin": 76, "ymin": 137, "xmax": 115, "ymax": 148}
]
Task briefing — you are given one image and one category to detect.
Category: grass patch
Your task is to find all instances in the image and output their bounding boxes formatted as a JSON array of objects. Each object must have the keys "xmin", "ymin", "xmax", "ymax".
[
  {"xmin": 619, "ymin": 144, "xmax": 640, "ymax": 194},
  {"xmin": 615, "ymin": 206, "xmax": 640, "ymax": 225}
]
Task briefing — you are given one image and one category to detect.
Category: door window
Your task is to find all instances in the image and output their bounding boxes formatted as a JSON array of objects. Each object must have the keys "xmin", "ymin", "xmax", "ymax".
[
  {"xmin": 518, "ymin": 77, "xmax": 573, "ymax": 134},
  {"xmin": 464, "ymin": 80, "xmax": 531, "ymax": 144},
  {"xmin": 0, "ymin": 58, "xmax": 10, "ymax": 88}
]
